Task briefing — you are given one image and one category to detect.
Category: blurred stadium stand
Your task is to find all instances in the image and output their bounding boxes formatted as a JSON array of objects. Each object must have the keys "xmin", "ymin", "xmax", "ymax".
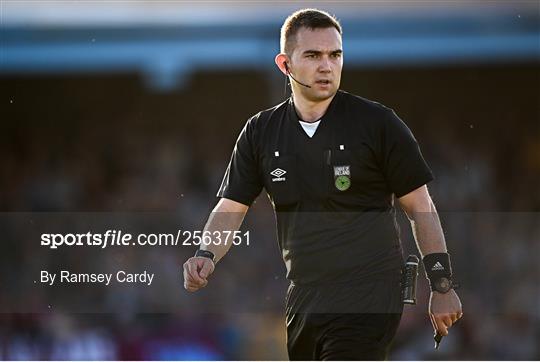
[{"xmin": 1, "ymin": 1, "xmax": 539, "ymax": 360}]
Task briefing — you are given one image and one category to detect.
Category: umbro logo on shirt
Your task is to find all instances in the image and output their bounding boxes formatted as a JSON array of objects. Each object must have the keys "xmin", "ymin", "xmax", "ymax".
[
  {"xmin": 270, "ymin": 168, "xmax": 287, "ymax": 182},
  {"xmin": 431, "ymin": 262, "xmax": 445, "ymax": 271}
]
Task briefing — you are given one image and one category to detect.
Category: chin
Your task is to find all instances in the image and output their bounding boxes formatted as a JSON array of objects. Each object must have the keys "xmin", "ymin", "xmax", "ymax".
[{"xmin": 306, "ymin": 88, "xmax": 337, "ymax": 102}]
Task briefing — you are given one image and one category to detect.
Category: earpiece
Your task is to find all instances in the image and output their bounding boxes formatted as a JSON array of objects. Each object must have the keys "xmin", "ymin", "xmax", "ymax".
[{"xmin": 282, "ymin": 61, "xmax": 311, "ymax": 88}]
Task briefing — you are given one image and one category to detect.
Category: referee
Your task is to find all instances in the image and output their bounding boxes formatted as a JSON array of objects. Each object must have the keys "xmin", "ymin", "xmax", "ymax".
[{"xmin": 183, "ymin": 9, "xmax": 463, "ymax": 360}]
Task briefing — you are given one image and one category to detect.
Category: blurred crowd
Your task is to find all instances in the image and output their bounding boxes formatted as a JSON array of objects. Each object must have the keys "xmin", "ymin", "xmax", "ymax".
[{"xmin": 0, "ymin": 64, "xmax": 539, "ymax": 360}]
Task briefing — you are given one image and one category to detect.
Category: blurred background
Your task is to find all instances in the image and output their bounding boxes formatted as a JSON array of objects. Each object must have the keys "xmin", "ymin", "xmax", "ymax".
[{"xmin": 1, "ymin": 0, "xmax": 539, "ymax": 360}]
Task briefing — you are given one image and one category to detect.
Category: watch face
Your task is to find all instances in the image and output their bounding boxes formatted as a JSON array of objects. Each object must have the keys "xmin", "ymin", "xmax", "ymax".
[{"xmin": 435, "ymin": 277, "xmax": 451, "ymax": 293}]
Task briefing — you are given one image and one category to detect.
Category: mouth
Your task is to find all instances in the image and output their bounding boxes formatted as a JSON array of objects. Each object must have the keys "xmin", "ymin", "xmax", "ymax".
[{"xmin": 315, "ymin": 79, "xmax": 331, "ymax": 85}]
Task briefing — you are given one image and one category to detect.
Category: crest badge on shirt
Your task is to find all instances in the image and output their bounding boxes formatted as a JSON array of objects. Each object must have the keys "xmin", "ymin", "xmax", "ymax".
[{"xmin": 333, "ymin": 165, "xmax": 351, "ymax": 191}]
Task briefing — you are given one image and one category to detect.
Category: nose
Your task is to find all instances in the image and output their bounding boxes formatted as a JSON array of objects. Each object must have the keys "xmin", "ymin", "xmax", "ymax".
[{"xmin": 318, "ymin": 56, "xmax": 332, "ymax": 73}]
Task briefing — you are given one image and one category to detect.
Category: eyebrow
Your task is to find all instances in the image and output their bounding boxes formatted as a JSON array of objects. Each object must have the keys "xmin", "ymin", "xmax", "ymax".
[{"xmin": 302, "ymin": 49, "xmax": 343, "ymax": 56}]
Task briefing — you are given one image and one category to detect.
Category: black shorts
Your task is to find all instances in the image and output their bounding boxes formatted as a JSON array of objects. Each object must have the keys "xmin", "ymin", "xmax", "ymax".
[{"xmin": 285, "ymin": 273, "xmax": 403, "ymax": 360}]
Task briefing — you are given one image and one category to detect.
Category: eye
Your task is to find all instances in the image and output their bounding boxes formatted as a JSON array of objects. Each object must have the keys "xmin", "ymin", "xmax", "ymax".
[
  {"xmin": 306, "ymin": 53, "xmax": 318, "ymax": 59},
  {"xmin": 331, "ymin": 52, "xmax": 342, "ymax": 58}
]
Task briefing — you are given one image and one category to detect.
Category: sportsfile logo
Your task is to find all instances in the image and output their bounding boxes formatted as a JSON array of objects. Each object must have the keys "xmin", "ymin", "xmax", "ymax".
[
  {"xmin": 431, "ymin": 262, "xmax": 445, "ymax": 271},
  {"xmin": 270, "ymin": 168, "xmax": 287, "ymax": 182}
]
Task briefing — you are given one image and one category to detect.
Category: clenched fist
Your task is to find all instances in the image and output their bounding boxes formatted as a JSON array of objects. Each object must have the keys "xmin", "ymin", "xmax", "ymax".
[
  {"xmin": 429, "ymin": 289, "xmax": 463, "ymax": 336},
  {"xmin": 183, "ymin": 256, "xmax": 215, "ymax": 292}
]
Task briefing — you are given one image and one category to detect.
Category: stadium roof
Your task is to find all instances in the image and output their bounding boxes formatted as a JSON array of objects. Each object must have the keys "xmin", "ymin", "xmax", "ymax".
[{"xmin": 1, "ymin": 1, "xmax": 539, "ymax": 90}]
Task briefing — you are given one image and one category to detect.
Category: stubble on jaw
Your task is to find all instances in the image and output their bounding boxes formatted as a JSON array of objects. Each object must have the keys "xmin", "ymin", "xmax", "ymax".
[{"xmin": 301, "ymin": 87, "xmax": 338, "ymax": 103}]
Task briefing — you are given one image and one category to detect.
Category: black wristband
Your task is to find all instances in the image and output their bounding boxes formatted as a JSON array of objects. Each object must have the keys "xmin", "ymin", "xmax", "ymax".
[
  {"xmin": 195, "ymin": 249, "xmax": 215, "ymax": 262},
  {"xmin": 422, "ymin": 253, "xmax": 452, "ymax": 290}
]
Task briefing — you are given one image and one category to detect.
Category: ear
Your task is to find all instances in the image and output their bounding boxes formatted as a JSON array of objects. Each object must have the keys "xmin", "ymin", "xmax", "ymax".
[{"xmin": 275, "ymin": 53, "xmax": 289, "ymax": 75}]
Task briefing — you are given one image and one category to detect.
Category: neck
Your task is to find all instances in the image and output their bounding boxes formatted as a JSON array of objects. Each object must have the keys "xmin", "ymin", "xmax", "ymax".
[{"xmin": 292, "ymin": 91, "xmax": 335, "ymax": 123}]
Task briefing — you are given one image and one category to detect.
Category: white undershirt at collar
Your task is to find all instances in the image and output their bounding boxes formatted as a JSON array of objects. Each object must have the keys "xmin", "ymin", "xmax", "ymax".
[{"xmin": 299, "ymin": 119, "xmax": 321, "ymax": 138}]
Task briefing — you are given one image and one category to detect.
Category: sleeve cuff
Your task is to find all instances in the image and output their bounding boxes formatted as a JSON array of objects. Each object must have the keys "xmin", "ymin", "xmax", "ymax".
[{"xmin": 394, "ymin": 172, "xmax": 434, "ymax": 198}]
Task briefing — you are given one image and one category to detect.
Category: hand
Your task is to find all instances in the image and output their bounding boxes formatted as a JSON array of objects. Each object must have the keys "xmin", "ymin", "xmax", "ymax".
[
  {"xmin": 429, "ymin": 289, "xmax": 463, "ymax": 336},
  {"xmin": 183, "ymin": 256, "xmax": 215, "ymax": 292}
]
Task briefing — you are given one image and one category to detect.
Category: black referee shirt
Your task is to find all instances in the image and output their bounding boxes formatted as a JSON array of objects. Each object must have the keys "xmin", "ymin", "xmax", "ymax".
[{"xmin": 218, "ymin": 90, "xmax": 433, "ymax": 285}]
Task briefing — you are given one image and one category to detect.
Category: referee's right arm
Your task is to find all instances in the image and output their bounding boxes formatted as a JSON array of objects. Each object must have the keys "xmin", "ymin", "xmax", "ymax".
[
  {"xmin": 183, "ymin": 114, "xmax": 261, "ymax": 292},
  {"xmin": 182, "ymin": 197, "xmax": 249, "ymax": 292}
]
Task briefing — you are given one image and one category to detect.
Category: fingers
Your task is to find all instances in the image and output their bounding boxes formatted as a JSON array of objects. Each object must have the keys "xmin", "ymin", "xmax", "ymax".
[
  {"xmin": 429, "ymin": 290, "xmax": 463, "ymax": 337},
  {"xmin": 441, "ymin": 314, "xmax": 453, "ymax": 330},
  {"xmin": 432, "ymin": 314, "xmax": 449, "ymax": 336},
  {"xmin": 183, "ymin": 258, "xmax": 209, "ymax": 292},
  {"xmin": 183, "ymin": 266, "xmax": 206, "ymax": 292},
  {"xmin": 183, "ymin": 266, "xmax": 198, "ymax": 292},
  {"xmin": 184, "ymin": 279, "xmax": 207, "ymax": 292},
  {"xmin": 199, "ymin": 259, "xmax": 215, "ymax": 279},
  {"xmin": 186, "ymin": 259, "xmax": 205, "ymax": 284},
  {"xmin": 450, "ymin": 307, "xmax": 464, "ymax": 323},
  {"xmin": 432, "ymin": 312, "xmax": 463, "ymax": 336}
]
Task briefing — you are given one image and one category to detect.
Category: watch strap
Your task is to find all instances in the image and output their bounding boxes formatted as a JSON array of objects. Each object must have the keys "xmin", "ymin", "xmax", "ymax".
[{"xmin": 195, "ymin": 249, "xmax": 216, "ymax": 262}]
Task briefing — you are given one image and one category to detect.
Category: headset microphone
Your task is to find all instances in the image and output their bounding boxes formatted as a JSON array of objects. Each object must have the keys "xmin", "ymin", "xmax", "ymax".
[{"xmin": 284, "ymin": 62, "xmax": 312, "ymax": 88}]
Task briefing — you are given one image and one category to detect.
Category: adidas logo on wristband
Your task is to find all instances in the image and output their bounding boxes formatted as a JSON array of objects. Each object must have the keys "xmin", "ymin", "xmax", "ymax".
[{"xmin": 431, "ymin": 262, "xmax": 445, "ymax": 271}]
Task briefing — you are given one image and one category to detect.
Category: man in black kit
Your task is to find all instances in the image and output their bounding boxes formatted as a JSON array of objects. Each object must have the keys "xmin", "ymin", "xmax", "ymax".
[{"xmin": 183, "ymin": 8, "xmax": 463, "ymax": 360}]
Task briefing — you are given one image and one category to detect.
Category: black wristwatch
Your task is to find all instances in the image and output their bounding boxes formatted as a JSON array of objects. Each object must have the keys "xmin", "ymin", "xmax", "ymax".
[
  {"xmin": 194, "ymin": 249, "xmax": 216, "ymax": 262},
  {"xmin": 432, "ymin": 277, "xmax": 456, "ymax": 294}
]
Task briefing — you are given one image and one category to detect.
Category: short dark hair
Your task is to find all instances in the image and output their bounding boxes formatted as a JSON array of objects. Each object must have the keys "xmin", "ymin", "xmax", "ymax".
[{"xmin": 280, "ymin": 8, "xmax": 342, "ymax": 55}]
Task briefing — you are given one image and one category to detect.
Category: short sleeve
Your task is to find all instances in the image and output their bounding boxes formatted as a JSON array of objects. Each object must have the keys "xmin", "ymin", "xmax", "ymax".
[
  {"xmin": 216, "ymin": 115, "xmax": 263, "ymax": 206},
  {"xmin": 381, "ymin": 110, "xmax": 434, "ymax": 198}
]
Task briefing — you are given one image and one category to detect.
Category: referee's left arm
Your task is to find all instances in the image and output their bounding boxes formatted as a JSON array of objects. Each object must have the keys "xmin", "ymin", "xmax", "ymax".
[{"xmin": 398, "ymin": 185, "xmax": 463, "ymax": 338}]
